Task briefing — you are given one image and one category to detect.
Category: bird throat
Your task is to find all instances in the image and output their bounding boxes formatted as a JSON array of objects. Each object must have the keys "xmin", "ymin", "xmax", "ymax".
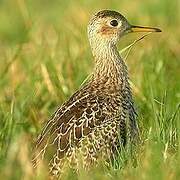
[{"xmin": 92, "ymin": 42, "xmax": 128, "ymax": 90}]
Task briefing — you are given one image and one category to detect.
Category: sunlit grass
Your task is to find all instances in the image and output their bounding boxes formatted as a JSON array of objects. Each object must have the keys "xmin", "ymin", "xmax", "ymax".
[{"xmin": 0, "ymin": 0, "xmax": 179, "ymax": 179}]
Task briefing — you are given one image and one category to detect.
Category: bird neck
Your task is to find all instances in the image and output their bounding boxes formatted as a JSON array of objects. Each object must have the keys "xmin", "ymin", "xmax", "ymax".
[{"xmin": 91, "ymin": 41, "xmax": 128, "ymax": 87}]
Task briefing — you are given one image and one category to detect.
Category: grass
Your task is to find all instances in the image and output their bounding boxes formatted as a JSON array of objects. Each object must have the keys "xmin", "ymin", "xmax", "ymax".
[{"xmin": 0, "ymin": 0, "xmax": 179, "ymax": 179}]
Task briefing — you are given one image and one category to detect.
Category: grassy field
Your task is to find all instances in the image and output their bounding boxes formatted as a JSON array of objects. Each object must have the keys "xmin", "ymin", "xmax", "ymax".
[{"xmin": 0, "ymin": 0, "xmax": 179, "ymax": 179}]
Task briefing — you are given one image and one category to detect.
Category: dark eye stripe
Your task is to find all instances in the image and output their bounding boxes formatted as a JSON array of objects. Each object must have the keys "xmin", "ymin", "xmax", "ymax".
[{"xmin": 110, "ymin": 20, "xmax": 118, "ymax": 27}]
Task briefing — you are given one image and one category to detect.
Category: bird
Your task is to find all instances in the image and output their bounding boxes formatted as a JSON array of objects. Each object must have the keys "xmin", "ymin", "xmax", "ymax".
[{"xmin": 32, "ymin": 10, "xmax": 161, "ymax": 178}]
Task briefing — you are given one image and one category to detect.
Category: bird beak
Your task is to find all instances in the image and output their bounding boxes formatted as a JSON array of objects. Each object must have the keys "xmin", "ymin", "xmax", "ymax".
[{"xmin": 129, "ymin": 25, "xmax": 162, "ymax": 33}]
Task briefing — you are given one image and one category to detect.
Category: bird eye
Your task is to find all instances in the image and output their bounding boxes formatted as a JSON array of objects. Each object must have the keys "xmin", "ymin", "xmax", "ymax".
[{"xmin": 110, "ymin": 19, "xmax": 118, "ymax": 27}]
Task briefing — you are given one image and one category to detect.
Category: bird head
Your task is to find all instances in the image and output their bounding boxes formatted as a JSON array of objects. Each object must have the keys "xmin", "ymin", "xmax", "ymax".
[{"xmin": 88, "ymin": 10, "xmax": 161, "ymax": 46}]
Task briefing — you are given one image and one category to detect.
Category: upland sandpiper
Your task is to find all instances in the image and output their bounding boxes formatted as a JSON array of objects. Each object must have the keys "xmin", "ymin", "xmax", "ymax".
[{"xmin": 32, "ymin": 10, "xmax": 161, "ymax": 178}]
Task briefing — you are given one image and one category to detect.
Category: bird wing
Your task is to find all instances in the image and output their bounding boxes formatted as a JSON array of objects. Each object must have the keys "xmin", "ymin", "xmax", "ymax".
[{"xmin": 32, "ymin": 85, "xmax": 108, "ymax": 167}]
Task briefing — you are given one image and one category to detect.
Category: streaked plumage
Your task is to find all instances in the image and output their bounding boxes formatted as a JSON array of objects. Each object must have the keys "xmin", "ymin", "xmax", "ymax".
[{"xmin": 32, "ymin": 9, "xmax": 161, "ymax": 178}]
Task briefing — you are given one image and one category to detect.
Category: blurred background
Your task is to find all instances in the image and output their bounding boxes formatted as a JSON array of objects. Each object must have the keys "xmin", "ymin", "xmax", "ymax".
[{"xmin": 0, "ymin": 0, "xmax": 179, "ymax": 179}]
